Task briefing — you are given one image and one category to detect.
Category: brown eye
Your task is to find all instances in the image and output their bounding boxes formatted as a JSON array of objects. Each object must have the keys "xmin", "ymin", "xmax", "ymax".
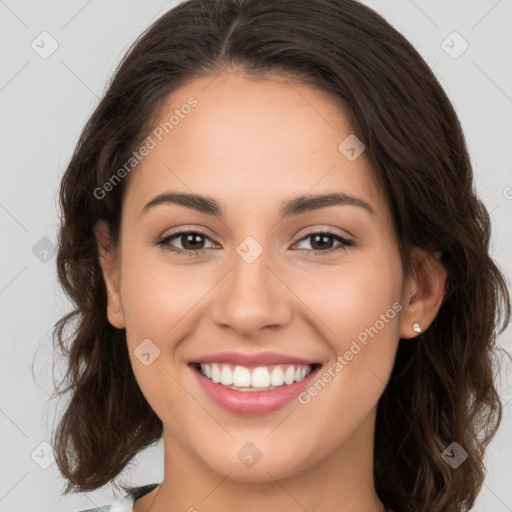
[
  {"xmin": 156, "ymin": 230, "xmax": 216, "ymax": 255},
  {"xmin": 294, "ymin": 232, "xmax": 353, "ymax": 254}
]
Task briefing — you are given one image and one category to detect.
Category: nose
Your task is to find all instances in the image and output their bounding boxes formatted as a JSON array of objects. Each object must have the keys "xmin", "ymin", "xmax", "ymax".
[{"xmin": 209, "ymin": 245, "xmax": 292, "ymax": 340}]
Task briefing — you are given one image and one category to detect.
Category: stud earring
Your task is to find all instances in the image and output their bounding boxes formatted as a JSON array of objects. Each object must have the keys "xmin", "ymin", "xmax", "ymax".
[{"xmin": 413, "ymin": 322, "xmax": 422, "ymax": 333}]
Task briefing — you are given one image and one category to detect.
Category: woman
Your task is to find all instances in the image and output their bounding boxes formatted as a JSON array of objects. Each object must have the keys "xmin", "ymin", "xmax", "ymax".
[{"xmin": 50, "ymin": 0, "xmax": 511, "ymax": 511}]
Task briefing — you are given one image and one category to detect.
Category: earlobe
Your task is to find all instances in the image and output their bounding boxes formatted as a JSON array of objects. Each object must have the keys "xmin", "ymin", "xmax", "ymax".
[
  {"xmin": 93, "ymin": 221, "xmax": 126, "ymax": 329},
  {"xmin": 399, "ymin": 249, "xmax": 447, "ymax": 339}
]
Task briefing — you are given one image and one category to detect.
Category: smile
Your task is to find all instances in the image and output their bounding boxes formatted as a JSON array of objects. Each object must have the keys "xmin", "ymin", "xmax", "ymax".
[
  {"xmin": 189, "ymin": 356, "xmax": 323, "ymax": 415},
  {"xmin": 195, "ymin": 362, "xmax": 315, "ymax": 391}
]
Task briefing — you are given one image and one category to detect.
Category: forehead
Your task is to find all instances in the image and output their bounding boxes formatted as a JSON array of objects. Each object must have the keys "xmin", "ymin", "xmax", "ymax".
[{"xmin": 123, "ymin": 70, "xmax": 388, "ymax": 221}]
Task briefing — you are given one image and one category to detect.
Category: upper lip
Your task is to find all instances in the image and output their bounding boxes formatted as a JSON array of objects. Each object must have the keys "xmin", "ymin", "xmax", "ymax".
[{"xmin": 188, "ymin": 351, "xmax": 320, "ymax": 368}]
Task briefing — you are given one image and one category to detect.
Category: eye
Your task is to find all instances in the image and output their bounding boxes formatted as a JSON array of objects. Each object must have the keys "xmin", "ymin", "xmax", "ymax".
[
  {"xmin": 293, "ymin": 231, "xmax": 353, "ymax": 255},
  {"xmin": 155, "ymin": 229, "xmax": 217, "ymax": 255},
  {"xmin": 155, "ymin": 229, "xmax": 354, "ymax": 256}
]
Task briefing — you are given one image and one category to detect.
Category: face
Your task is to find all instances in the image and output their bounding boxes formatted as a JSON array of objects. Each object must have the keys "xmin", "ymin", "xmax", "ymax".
[{"xmin": 96, "ymin": 69, "xmax": 442, "ymax": 483}]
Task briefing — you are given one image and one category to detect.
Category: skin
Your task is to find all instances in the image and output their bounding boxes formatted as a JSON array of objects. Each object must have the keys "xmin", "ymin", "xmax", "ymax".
[{"xmin": 94, "ymin": 68, "xmax": 446, "ymax": 512}]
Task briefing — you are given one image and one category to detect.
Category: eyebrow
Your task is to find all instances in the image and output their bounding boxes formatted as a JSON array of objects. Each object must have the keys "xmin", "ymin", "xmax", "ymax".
[{"xmin": 141, "ymin": 191, "xmax": 376, "ymax": 218}]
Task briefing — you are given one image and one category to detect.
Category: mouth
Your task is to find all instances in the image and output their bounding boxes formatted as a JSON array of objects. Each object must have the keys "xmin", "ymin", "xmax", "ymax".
[
  {"xmin": 190, "ymin": 362, "xmax": 321, "ymax": 391},
  {"xmin": 188, "ymin": 358, "xmax": 323, "ymax": 415}
]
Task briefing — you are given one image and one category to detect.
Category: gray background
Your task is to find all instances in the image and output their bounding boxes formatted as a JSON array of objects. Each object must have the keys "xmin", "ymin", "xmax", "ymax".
[{"xmin": 0, "ymin": 0, "xmax": 511, "ymax": 510}]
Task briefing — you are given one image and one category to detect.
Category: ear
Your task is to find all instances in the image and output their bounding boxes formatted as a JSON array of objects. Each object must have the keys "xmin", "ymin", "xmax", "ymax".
[
  {"xmin": 93, "ymin": 220, "xmax": 126, "ymax": 329},
  {"xmin": 400, "ymin": 248, "xmax": 447, "ymax": 339}
]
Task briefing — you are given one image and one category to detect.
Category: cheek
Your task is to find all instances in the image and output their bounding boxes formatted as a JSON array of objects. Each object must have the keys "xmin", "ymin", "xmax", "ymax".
[
  {"xmin": 120, "ymin": 247, "xmax": 209, "ymax": 339},
  {"xmin": 295, "ymin": 251, "xmax": 402, "ymax": 342},
  {"xmin": 288, "ymin": 256, "xmax": 403, "ymax": 447},
  {"xmin": 119, "ymin": 250, "xmax": 221, "ymax": 410},
  {"xmin": 119, "ymin": 250, "xmax": 207, "ymax": 419},
  {"xmin": 292, "ymin": 250, "xmax": 403, "ymax": 402}
]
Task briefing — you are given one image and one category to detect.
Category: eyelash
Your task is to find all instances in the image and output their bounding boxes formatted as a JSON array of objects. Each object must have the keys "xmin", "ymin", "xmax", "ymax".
[{"xmin": 154, "ymin": 228, "xmax": 354, "ymax": 257}]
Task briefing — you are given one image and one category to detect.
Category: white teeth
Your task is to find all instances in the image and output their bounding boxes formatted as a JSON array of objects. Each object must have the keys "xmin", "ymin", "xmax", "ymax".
[
  {"xmin": 270, "ymin": 366, "xmax": 285, "ymax": 386},
  {"xmin": 211, "ymin": 363, "xmax": 221, "ymax": 383},
  {"xmin": 220, "ymin": 365, "xmax": 233, "ymax": 386},
  {"xmin": 284, "ymin": 365, "xmax": 295, "ymax": 385},
  {"xmin": 232, "ymin": 365, "xmax": 251, "ymax": 387},
  {"xmin": 251, "ymin": 367, "xmax": 271, "ymax": 388},
  {"xmin": 198, "ymin": 363, "xmax": 315, "ymax": 390}
]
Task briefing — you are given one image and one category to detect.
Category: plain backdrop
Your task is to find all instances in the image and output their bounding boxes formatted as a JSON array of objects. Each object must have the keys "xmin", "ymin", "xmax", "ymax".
[{"xmin": 0, "ymin": 1, "xmax": 511, "ymax": 511}]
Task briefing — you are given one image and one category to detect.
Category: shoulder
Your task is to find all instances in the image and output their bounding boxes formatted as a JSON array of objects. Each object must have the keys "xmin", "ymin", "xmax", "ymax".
[{"xmin": 76, "ymin": 483, "xmax": 160, "ymax": 512}]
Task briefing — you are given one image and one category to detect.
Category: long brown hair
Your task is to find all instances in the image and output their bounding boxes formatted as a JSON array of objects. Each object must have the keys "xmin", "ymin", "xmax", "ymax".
[{"xmin": 50, "ymin": 1, "xmax": 511, "ymax": 510}]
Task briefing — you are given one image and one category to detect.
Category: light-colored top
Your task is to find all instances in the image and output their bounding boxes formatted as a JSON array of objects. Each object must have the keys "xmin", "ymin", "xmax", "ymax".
[{"xmin": 77, "ymin": 483, "xmax": 160, "ymax": 512}]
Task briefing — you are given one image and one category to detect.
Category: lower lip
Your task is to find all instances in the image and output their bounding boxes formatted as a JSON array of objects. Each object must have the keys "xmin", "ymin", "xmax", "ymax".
[{"xmin": 190, "ymin": 364, "xmax": 321, "ymax": 415}]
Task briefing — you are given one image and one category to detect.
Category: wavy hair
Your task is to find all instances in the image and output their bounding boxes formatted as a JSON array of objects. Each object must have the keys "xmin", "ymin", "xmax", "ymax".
[{"xmin": 50, "ymin": 1, "xmax": 511, "ymax": 510}]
